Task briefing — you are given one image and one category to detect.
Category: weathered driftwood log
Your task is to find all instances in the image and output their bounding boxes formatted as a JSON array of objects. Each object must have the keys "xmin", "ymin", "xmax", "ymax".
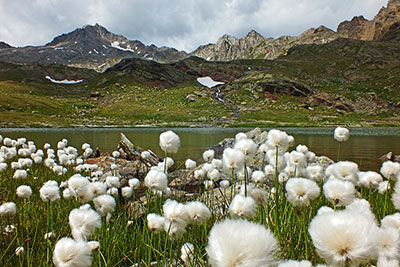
[
  {"xmin": 380, "ymin": 152, "xmax": 400, "ymax": 163},
  {"xmin": 118, "ymin": 133, "xmax": 160, "ymax": 166}
]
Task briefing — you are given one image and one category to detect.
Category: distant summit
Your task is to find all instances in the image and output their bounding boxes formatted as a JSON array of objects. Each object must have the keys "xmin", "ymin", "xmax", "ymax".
[
  {"xmin": 0, "ymin": 24, "xmax": 187, "ymax": 70},
  {"xmin": 0, "ymin": 41, "xmax": 12, "ymax": 49}
]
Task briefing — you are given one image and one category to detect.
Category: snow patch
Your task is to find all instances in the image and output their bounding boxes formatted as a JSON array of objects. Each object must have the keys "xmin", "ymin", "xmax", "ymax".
[
  {"xmin": 197, "ymin": 77, "xmax": 224, "ymax": 88},
  {"xmin": 45, "ymin": 76, "xmax": 83, "ymax": 84},
  {"xmin": 111, "ymin": 41, "xmax": 135, "ymax": 53}
]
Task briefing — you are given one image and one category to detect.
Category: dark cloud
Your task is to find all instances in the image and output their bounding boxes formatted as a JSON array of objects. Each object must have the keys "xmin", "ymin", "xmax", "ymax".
[{"xmin": 0, "ymin": 0, "xmax": 388, "ymax": 52}]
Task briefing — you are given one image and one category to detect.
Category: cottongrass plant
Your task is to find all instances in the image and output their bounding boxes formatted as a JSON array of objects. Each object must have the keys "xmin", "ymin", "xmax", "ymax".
[{"xmin": 1, "ymin": 129, "xmax": 400, "ymax": 266}]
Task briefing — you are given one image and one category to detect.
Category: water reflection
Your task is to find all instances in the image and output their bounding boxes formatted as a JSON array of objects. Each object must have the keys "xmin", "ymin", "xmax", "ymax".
[{"xmin": 0, "ymin": 128, "xmax": 399, "ymax": 172}]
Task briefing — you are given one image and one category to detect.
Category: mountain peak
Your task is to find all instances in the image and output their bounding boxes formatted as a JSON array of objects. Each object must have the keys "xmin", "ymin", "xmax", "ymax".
[{"xmin": 0, "ymin": 41, "xmax": 12, "ymax": 49}]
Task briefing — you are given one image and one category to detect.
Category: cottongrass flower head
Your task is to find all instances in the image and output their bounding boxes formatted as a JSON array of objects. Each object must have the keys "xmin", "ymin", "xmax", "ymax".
[
  {"xmin": 69, "ymin": 206, "xmax": 101, "ymax": 241},
  {"xmin": 0, "ymin": 202, "xmax": 17, "ymax": 216},
  {"xmin": 358, "ymin": 171, "xmax": 383, "ymax": 189},
  {"xmin": 391, "ymin": 180, "xmax": 400, "ymax": 210},
  {"xmin": 208, "ymin": 168, "xmax": 221, "ymax": 181},
  {"xmin": 381, "ymin": 213, "xmax": 400, "ymax": 230},
  {"xmin": 141, "ymin": 150, "xmax": 151, "ymax": 160},
  {"xmin": 222, "ymin": 148, "xmax": 245, "ymax": 172},
  {"xmin": 121, "ymin": 186, "xmax": 133, "ymax": 199},
  {"xmin": 251, "ymin": 170, "xmax": 265, "ymax": 184},
  {"xmin": 40, "ymin": 180, "xmax": 60, "ymax": 202},
  {"xmin": 159, "ymin": 130, "xmax": 181, "ymax": 154},
  {"xmin": 334, "ymin": 126, "xmax": 350, "ymax": 142},
  {"xmin": 235, "ymin": 132, "xmax": 248, "ymax": 142},
  {"xmin": 91, "ymin": 181, "xmax": 107, "ymax": 197},
  {"xmin": 379, "ymin": 180, "xmax": 390, "ymax": 194},
  {"xmin": 128, "ymin": 178, "xmax": 140, "ymax": 190},
  {"xmin": 325, "ymin": 161, "xmax": 359, "ymax": 184},
  {"xmin": 229, "ymin": 194, "xmax": 257, "ymax": 219},
  {"xmin": 87, "ymin": 241, "xmax": 100, "ymax": 252},
  {"xmin": 308, "ymin": 209, "xmax": 378, "ymax": 266},
  {"xmin": 376, "ymin": 226, "xmax": 399, "ymax": 260},
  {"xmin": 285, "ymin": 178, "xmax": 320, "ymax": 207},
  {"xmin": 93, "ymin": 194, "xmax": 116, "ymax": 216},
  {"xmin": 266, "ymin": 129, "xmax": 290, "ymax": 152},
  {"xmin": 53, "ymin": 237, "xmax": 92, "ymax": 267},
  {"xmin": 15, "ymin": 246, "xmax": 24, "ymax": 256},
  {"xmin": 4, "ymin": 224, "xmax": 16, "ymax": 233},
  {"xmin": 278, "ymin": 259, "xmax": 312, "ymax": 267},
  {"xmin": 206, "ymin": 218, "xmax": 278, "ymax": 267},
  {"xmin": 16, "ymin": 185, "xmax": 32, "ymax": 199},
  {"xmin": 380, "ymin": 161, "xmax": 400, "ymax": 180},
  {"xmin": 163, "ymin": 199, "xmax": 189, "ymax": 227},
  {"xmin": 144, "ymin": 169, "xmax": 168, "ymax": 192},
  {"xmin": 377, "ymin": 257, "xmax": 399, "ymax": 267},
  {"xmin": 220, "ymin": 180, "xmax": 230, "ymax": 188},
  {"xmin": 323, "ymin": 178, "xmax": 355, "ymax": 207},
  {"xmin": 306, "ymin": 165, "xmax": 325, "ymax": 182},
  {"xmin": 203, "ymin": 149, "xmax": 215, "ymax": 162},
  {"xmin": 105, "ymin": 175, "xmax": 120, "ymax": 188},
  {"xmin": 13, "ymin": 169, "xmax": 27, "ymax": 180},
  {"xmin": 234, "ymin": 138, "xmax": 257, "ymax": 163},
  {"xmin": 185, "ymin": 159, "xmax": 197, "ymax": 169},
  {"xmin": 146, "ymin": 213, "xmax": 167, "ymax": 232},
  {"xmin": 181, "ymin": 242, "xmax": 195, "ymax": 265},
  {"xmin": 185, "ymin": 201, "xmax": 211, "ymax": 224}
]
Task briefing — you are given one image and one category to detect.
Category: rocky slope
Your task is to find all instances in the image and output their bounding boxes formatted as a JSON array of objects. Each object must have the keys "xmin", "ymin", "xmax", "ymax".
[
  {"xmin": 0, "ymin": 24, "xmax": 188, "ymax": 71},
  {"xmin": 192, "ymin": 0, "xmax": 400, "ymax": 61},
  {"xmin": 0, "ymin": 42, "xmax": 12, "ymax": 49}
]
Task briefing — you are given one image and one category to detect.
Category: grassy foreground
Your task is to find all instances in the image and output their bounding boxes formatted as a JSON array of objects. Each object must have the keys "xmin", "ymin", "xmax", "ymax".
[{"xmin": 0, "ymin": 129, "xmax": 398, "ymax": 266}]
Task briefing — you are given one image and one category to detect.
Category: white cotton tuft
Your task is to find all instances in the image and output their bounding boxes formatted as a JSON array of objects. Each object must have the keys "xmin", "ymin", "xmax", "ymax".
[
  {"xmin": 325, "ymin": 161, "xmax": 359, "ymax": 184},
  {"xmin": 380, "ymin": 161, "xmax": 400, "ymax": 180},
  {"xmin": 16, "ymin": 185, "xmax": 32, "ymax": 199},
  {"xmin": 93, "ymin": 194, "xmax": 116, "ymax": 216},
  {"xmin": 144, "ymin": 169, "xmax": 168, "ymax": 192},
  {"xmin": 323, "ymin": 178, "xmax": 355, "ymax": 207},
  {"xmin": 203, "ymin": 149, "xmax": 215, "ymax": 162},
  {"xmin": 13, "ymin": 169, "xmax": 27, "ymax": 180},
  {"xmin": 159, "ymin": 130, "xmax": 180, "ymax": 154},
  {"xmin": 69, "ymin": 207, "xmax": 101, "ymax": 241},
  {"xmin": 185, "ymin": 159, "xmax": 197, "ymax": 169},
  {"xmin": 376, "ymin": 226, "xmax": 400, "ymax": 260},
  {"xmin": 229, "ymin": 194, "xmax": 257, "ymax": 219},
  {"xmin": 285, "ymin": 178, "xmax": 320, "ymax": 207},
  {"xmin": 278, "ymin": 259, "xmax": 312, "ymax": 267},
  {"xmin": 185, "ymin": 201, "xmax": 211, "ymax": 224},
  {"xmin": 0, "ymin": 202, "xmax": 17, "ymax": 216},
  {"xmin": 222, "ymin": 148, "xmax": 245, "ymax": 171},
  {"xmin": 163, "ymin": 199, "xmax": 189, "ymax": 227},
  {"xmin": 39, "ymin": 181, "xmax": 60, "ymax": 202},
  {"xmin": 251, "ymin": 170, "xmax": 265, "ymax": 184},
  {"xmin": 206, "ymin": 219, "xmax": 278, "ymax": 267},
  {"xmin": 308, "ymin": 209, "xmax": 378, "ymax": 266},
  {"xmin": 146, "ymin": 213, "xmax": 167, "ymax": 232},
  {"xmin": 358, "ymin": 171, "xmax": 383, "ymax": 189},
  {"xmin": 234, "ymin": 138, "xmax": 257, "ymax": 162},
  {"xmin": 105, "ymin": 176, "xmax": 120, "ymax": 188},
  {"xmin": 306, "ymin": 165, "xmax": 325, "ymax": 182},
  {"xmin": 53, "ymin": 237, "xmax": 92, "ymax": 267},
  {"xmin": 121, "ymin": 186, "xmax": 133, "ymax": 199},
  {"xmin": 128, "ymin": 178, "xmax": 140, "ymax": 190},
  {"xmin": 334, "ymin": 126, "xmax": 350, "ymax": 142},
  {"xmin": 180, "ymin": 242, "xmax": 195, "ymax": 264},
  {"xmin": 382, "ymin": 212, "xmax": 400, "ymax": 231}
]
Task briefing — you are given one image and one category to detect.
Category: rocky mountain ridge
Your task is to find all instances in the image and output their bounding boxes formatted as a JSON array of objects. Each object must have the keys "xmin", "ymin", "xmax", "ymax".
[
  {"xmin": 0, "ymin": 24, "xmax": 187, "ymax": 71},
  {"xmin": 192, "ymin": 0, "xmax": 400, "ymax": 61}
]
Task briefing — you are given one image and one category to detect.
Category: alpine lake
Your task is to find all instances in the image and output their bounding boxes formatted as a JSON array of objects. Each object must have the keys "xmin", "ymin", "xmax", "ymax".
[{"xmin": 1, "ymin": 127, "xmax": 399, "ymax": 172}]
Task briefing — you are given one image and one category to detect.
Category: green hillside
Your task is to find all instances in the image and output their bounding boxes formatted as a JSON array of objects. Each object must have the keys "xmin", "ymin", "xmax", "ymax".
[{"xmin": 0, "ymin": 38, "xmax": 399, "ymax": 127}]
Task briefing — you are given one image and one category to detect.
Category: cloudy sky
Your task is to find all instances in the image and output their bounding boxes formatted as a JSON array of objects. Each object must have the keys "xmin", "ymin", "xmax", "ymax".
[{"xmin": 0, "ymin": 0, "xmax": 388, "ymax": 52}]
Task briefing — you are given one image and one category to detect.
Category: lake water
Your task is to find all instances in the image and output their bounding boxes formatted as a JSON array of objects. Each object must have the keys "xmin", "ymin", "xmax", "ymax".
[{"xmin": 0, "ymin": 127, "xmax": 399, "ymax": 172}]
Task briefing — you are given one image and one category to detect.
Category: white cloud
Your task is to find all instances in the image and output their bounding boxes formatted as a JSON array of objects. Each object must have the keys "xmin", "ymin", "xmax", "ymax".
[{"xmin": 0, "ymin": 0, "xmax": 388, "ymax": 52}]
